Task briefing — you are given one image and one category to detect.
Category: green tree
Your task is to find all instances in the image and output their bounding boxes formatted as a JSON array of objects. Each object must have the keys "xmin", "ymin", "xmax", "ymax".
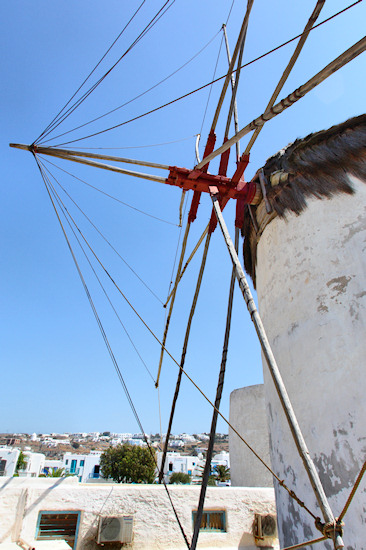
[
  {"xmin": 196, "ymin": 464, "xmax": 216, "ymax": 486},
  {"xmin": 100, "ymin": 444, "xmax": 156, "ymax": 484},
  {"xmin": 214, "ymin": 464, "xmax": 230, "ymax": 482},
  {"xmin": 169, "ymin": 472, "xmax": 191, "ymax": 484},
  {"xmin": 16, "ymin": 451, "xmax": 27, "ymax": 473}
]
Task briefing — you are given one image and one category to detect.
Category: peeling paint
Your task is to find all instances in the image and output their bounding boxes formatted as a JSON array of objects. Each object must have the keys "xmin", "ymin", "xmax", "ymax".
[
  {"xmin": 342, "ymin": 210, "xmax": 366, "ymax": 245},
  {"xmin": 288, "ymin": 322, "xmax": 299, "ymax": 335},
  {"xmin": 326, "ymin": 275, "xmax": 352, "ymax": 296},
  {"xmin": 317, "ymin": 294, "xmax": 329, "ymax": 313},
  {"xmin": 314, "ymin": 442, "xmax": 360, "ymax": 497}
]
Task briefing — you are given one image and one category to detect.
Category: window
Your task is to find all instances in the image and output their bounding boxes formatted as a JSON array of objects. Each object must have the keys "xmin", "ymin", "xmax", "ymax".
[
  {"xmin": 36, "ymin": 511, "xmax": 81, "ymax": 548},
  {"xmin": 192, "ymin": 510, "xmax": 226, "ymax": 532},
  {"xmin": 0, "ymin": 460, "xmax": 7, "ymax": 476},
  {"xmin": 80, "ymin": 460, "xmax": 85, "ymax": 467},
  {"xmin": 168, "ymin": 462, "xmax": 173, "ymax": 472},
  {"xmin": 65, "ymin": 460, "xmax": 68, "ymax": 465}
]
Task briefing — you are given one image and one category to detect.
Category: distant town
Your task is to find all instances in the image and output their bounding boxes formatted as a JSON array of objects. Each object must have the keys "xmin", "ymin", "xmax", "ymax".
[
  {"xmin": 1, "ymin": 431, "xmax": 229, "ymax": 459},
  {"xmin": 0, "ymin": 431, "xmax": 230, "ymax": 486}
]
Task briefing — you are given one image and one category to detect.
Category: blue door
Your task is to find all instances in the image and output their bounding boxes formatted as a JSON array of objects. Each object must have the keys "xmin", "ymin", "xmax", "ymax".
[{"xmin": 70, "ymin": 460, "xmax": 77, "ymax": 474}]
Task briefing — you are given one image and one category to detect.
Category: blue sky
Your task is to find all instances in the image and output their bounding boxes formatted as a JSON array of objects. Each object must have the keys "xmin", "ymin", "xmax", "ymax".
[{"xmin": 1, "ymin": 0, "xmax": 365, "ymax": 435}]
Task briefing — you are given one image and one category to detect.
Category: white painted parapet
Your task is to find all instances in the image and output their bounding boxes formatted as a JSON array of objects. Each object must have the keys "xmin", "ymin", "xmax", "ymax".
[
  {"xmin": 256, "ymin": 175, "xmax": 366, "ymax": 549},
  {"xmin": 229, "ymin": 385, "xmax": 273, "ymax": 488},
  {"xmin": 0, "ymin": 477, "xmax": 278, "ymax": 549}
]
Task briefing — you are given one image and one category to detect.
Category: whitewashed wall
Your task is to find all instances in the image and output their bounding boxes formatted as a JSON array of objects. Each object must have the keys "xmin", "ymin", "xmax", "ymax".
[
  {"xmin": 0, "ymin": 448, "xmax": 20, "ymax": 477},
  {"xmin": 256, "ymin": 175, "xmax": 366, "ymax": 549},
  {"xmin": 0, "ymin": 477, "xmax": 277, "ymax": 549},
  {"xmin": 229, "ymin": 385, "xmax": 273, "ymax": 488}
]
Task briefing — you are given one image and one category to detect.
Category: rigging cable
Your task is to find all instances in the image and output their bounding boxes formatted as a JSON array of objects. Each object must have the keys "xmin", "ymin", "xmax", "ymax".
[
  {"xmin": 34, "ymin": 0, "xmax": 148, "ymax": 144},
  {"xmin": 36, "ymin": 157, "xmax": 190, "ymax": 548},
  {"xmin": 191, "ymin": 19, "xmax": 247, "ymax": 548},
  {"xmin": 155, "ymin": 221, "xmax": 191, "ymax": 387},
  {"xmin": 38, "ymin": 158, "xmax": 157, "ymax": 382},
  {"xmin": 158, "ymin": 233, "xmax": 212, "ymax": 483},
  {"xmin": 195, "ymin": 33, "xmax": 366, "ymax": 169},
  {"xmin": 190, "ymin": 228, "xmax": 239, "ymax": 550},
  {"xmin": 39, "ymin": 29, "xmax": 221, "ymax": 146},
  {"xmin": 31, "ymin": 157, "xmax": 318, "ymax": 522},
  {"xmin": 243, "ymin": 0, "xmax": 326, "ymax": 155},
  {"xmin": 54, "ymin": 134, "xmax": 197, "ymax": 150},
  {"xmin": 41, "ymin": 156, "xmax": 178, "ymax": 227},
  {"xmin": 36, "ymin": 0, "xmax": 177, "ymax": 144},
  {"xmin": 155, "ymin": 17, "xmax": 226, "ymax": 387},
  {"xmin": 39, "ymin": 159, "xmax": 165, "ymax": 307},
  {"xmin": 48, "ymin": 0, "xmax": 363, "ymax": 148}
]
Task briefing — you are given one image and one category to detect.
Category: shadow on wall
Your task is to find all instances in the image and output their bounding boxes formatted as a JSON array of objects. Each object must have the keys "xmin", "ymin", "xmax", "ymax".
[
  {"xmin": 0, "ymin": 477, "xmax": 70, "ymax": 544},
  {"xmin": 0, "ymin": 477, "xmax": 14, "ymax": 494}
]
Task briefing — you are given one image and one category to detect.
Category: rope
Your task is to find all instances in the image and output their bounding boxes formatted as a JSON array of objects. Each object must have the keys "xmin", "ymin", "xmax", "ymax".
[
  {"xmin": 47, "ymin": 0, "xmax": 363, "ymax": 148},
  {"xmin": 281, "ymin": 536, "xmax": 327, "ymax": 550},
  {"xmin": 41, "ymin": 156, "xmax": 178, "ymax": 227},
  {"xmin": 158, "ymin": 233, "xmax": 211, "ymax": 483},
  {"xmin": 38, "ymin": 159, "xmax": 157, "ymax": 383},
  {"xmin": 244, "ymin": 0, "xmax": 325, "ymax": 155},
  {"xmin": 338, "ymin": 459, "xmax": 366, "ymax": 521},
  {"xmin": 155, "ymin": 221, "xmax": 190, "ymax": 387},
  {"xmin": 37, "ymin": 0, "xmax": 176, "ymax": 144},
  {"xmin": 164, "ymin": 224, "xmax": 209, "ymax": 307},
  {"xmin": 63, "ymin": 134, "xmax": 197, "ymax": 150},
  {"xmin": 34, "ymin": 0, "xmax": 148, "ymax": 143},
  {"xmin": 190, "ymin": 228, "xmax": 239, "ymax": 550},
  {"xmin": 41, "ymin": 28, "xmax": 221, "ymax": 146},
  {"xmin": 41, "ymin": 159, "xmax": 166, "ymax": 305},
  {"xmin": 36, "ymin": 157, "xmax": 190, "ymax": 549}
]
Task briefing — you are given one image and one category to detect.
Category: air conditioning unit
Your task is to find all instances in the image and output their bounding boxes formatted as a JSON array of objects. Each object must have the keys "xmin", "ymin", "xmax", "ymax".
[
  {"xmin": 97, "ymin": 515, "xmax": 134, "ymax": 544},
  {"xmin": 253, "ymin": 513, "xmax": 277, "ymax": 546}
]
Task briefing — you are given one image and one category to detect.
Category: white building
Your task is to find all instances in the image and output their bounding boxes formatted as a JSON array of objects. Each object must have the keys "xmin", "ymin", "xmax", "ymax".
[
  {"xmin": 179, "ymin": 433, "xmax": 197, "ymax": 443},
  {"xmin": 0, "ymin": 448, "xmax": 20, "ymax": 477},
  {"xmin": 211, "ymin": 451, "xmax": 230, "ymax": 470},
  {"xmin": 62, "ymin": 451, "xmax": 103, "ymax": 483},
  {"xmin": 157, "ymin": 452, "xmax": 203, "ymax": 483},
  {"xmin": 19, "ymin": 451, "xmax": 45, "ymax": 478}
]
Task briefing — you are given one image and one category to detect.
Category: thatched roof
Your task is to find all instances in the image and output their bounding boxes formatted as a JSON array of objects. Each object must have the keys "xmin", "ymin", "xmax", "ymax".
[{"xmin": 242, "ymin": 114, "xmax": 366, "ymax": 287}]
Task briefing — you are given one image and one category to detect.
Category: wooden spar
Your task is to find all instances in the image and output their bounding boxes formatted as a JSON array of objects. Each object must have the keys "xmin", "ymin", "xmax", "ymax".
[
  {"xmin": 210, "ymin": 191, "xmax": 344, "ymax": 549},
  {"xmin": 10, "ymin": 143, "xmax": 170, "ymax": 170},
  {"xmin": 244, "ymin": 0, "xmax": 325, "ymax": 155},
  {"xmin": 197, "ymin": 35, "xmax": 366, "ymax": 169},
  {"xmin": 210, "ymin": 0, "xmax": 254, "ymax": 132},
  {"xmin": 223, "ymin": 23, "xmax": 245, "ymax": 142},
  {"xmin": 10, "ymin": 143, "xmax": 167, "ymax": 184}
]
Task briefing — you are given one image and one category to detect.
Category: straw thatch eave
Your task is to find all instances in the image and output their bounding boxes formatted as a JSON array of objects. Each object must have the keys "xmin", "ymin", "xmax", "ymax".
[{"xmin": 242, "ymin": 114, "xmax": 366, "ymax": 287}]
